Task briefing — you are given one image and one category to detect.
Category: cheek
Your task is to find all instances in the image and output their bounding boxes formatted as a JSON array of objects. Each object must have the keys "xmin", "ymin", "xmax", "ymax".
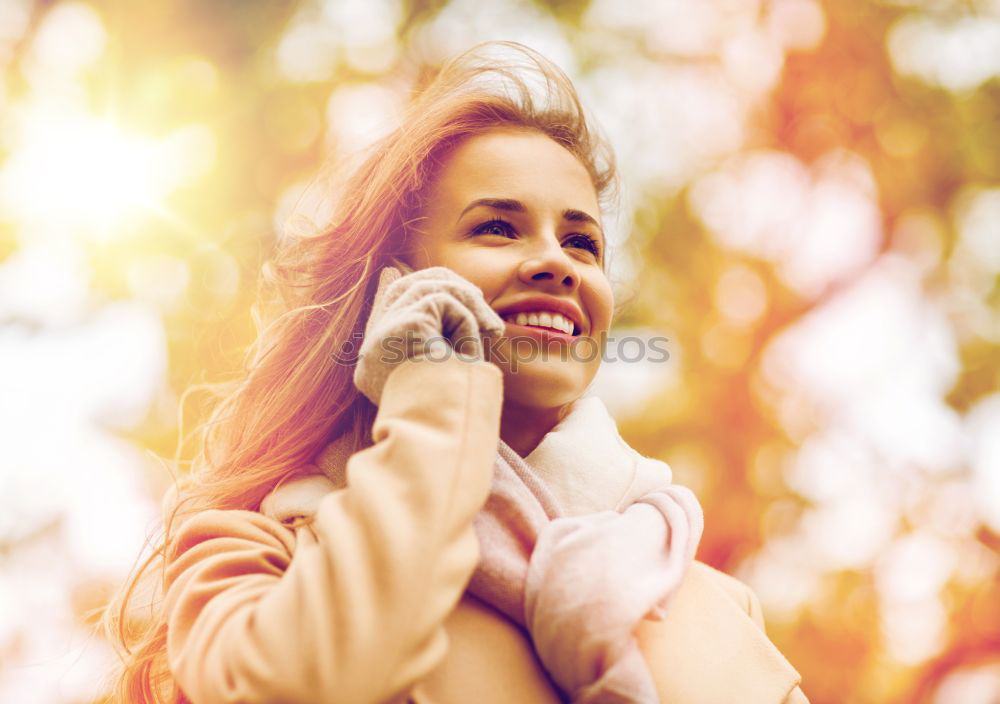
[
  {"xmin": 428, "ymin": 250, "xmax": 509, "ymax": 300},
  {"xmin": 586, "ymin": 277, "xmax": 615, "ymax": 335}
]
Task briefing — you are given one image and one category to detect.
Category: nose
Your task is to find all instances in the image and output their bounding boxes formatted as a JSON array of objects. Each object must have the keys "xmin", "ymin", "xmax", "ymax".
[{"xmin": 517, "ymin": 239, "xmax": 580, "ymax": 291}]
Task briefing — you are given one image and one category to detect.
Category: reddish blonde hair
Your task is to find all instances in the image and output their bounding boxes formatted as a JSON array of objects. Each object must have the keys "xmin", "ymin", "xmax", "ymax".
[{"xmin": 100, "ymin": 40, "xmax": 617, "ymax": 703}]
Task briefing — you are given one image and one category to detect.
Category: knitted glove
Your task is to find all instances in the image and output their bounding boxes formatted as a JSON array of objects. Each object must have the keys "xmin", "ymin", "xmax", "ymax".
[{"xmin": 352, "ymin": 265, "xmax": 506, "ymax": 405}]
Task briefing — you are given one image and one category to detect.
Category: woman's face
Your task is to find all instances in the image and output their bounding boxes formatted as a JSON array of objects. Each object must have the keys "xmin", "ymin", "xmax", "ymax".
[{"xmin": 407, "ymin": 128, "xmax": 614, "ymax": 412}]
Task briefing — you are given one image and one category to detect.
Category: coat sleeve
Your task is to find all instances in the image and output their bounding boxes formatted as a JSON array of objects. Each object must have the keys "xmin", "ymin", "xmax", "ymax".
[
  {"xmin": 742, "ymin": 580, "xmax": 812, "ymax": 704},
  {"xmin": 746, "ymin": 582, "xmax": 767, "ymax": 631},
  {"xmin": 162, "ymin": 355, "xmax": 504, "ymax": 704}
]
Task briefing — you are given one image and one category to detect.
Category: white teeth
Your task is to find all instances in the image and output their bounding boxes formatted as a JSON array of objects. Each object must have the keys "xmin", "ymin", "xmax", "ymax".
[{"xmin": 502, "ymin": 310, "xmax": 576, "ymax": 335}]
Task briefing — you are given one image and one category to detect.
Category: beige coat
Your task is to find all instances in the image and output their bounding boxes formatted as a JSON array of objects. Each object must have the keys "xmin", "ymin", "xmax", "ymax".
[{"xmin": 163, "ymin": 355, "xmax": 808, "ymax": 703}]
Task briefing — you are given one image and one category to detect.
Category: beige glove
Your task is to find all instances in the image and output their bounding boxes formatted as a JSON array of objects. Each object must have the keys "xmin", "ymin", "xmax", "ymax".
[{"xmin": 352, "ymin": 264, "xmax": 506, "ymax": 405}]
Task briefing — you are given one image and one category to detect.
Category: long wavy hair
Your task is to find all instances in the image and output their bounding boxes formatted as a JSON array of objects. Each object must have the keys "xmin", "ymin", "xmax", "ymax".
[{"xmin": 100, "ymin": 39, "xmax": 618, "ymax": 703}]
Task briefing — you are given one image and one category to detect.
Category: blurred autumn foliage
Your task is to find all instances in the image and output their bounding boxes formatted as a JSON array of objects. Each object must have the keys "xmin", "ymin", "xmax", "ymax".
[{"xmin": 1, "ymin": 1, "xmax": 998, "ymax": 703}]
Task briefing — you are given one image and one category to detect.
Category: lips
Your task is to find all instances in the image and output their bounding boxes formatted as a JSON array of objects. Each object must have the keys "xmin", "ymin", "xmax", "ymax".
[{"xmin": 493, "ymin": 296, "xmax": 585, "ymax": 336}]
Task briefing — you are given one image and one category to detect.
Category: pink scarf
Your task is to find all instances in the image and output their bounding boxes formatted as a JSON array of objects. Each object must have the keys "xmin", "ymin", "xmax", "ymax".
[
  {"xmin": 261, "ymin": 395, "xmax": 704, "ymax": 703},
  {"xmin": 467, "ymin": 396, "xmax": 703, "ymax": 702}
]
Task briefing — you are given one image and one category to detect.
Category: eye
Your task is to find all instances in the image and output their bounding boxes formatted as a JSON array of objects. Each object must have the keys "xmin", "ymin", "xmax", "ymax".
[
  {"xmin": 471, "ymin": 217, "xmax": 517, "ymax": 238},
  {"xmin": 564, "ymin": 233, "xmax": 601, "ymax": 259}
]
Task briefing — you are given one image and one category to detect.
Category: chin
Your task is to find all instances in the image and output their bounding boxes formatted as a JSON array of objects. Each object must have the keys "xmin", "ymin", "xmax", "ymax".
[{"xmin": 494, "ymin": 357, "xmax": 595, "ymax": 409}]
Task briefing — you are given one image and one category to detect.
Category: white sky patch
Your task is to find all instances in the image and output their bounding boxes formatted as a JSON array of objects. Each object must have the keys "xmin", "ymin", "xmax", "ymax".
[
  {"xmin": 721, "ymin": 25, "xmax": 787, "ymax": 96},
  {"xmin": 587, "ymin": 326, "xmax": 679, "ymax": 418},
  {"xmin": 581, "ymin": 0, "xmax": 824, "ymax": 129},
  {"xmin": 276, "ymin": 18, "xmax": 340, "ymax": 82},
  {"xmin": 0, "ymin": 541, "xmax": 132, "ymax": 704},
  {"xmin": 783, "ymin": 427, "xmax": 875, "ymax": 504},
  {"xmin": 734, "ymin": 533, "xmax": 824, "ymax": 621},
  {"xmin": 933, "ymin": 663, "xmax": 1000, "ymax": 704},
  {"xmin": 276, "ymin": 0, "xmax": 403, "ymax": 81},
  {"xmin": 765, "ymin": 0, "xmax": 827, "ymax": 51},
  {"xmin": 879, "ymin": 593, "xmax": 948, "ymax": 665},
  {"xmin": 797, "ymin": 485, "xmax": 898, "ymax": 570},
  {"xmin": 714, "ymin": 263, "xmax": 769, "ymax": 327},
  {"xmin": 126, "ymin": 255, "xmax": 191, "ymax": 312},
  {"xmin": 747, "ymin": 248, "xmax": 975, "ymax": 644},
  {"xmin": 761, "ymin": 254, "xmax": 963, "ymax": 472},
  {"xmin": 21, "ymin": 1, "xmax": 106, "ymax": 83},
  {"xmin": 954, "ymin": 187, "xmax": 1000, "ymax": 273},
  {"xmin": 690, "ymin": 149, "xmax": 882, "ymax": 299},
  {"xmin": 874, "ymin": 498, "xmax": 964, "ymax": 667},
  {"xmin": 950, "ymin": 186, "xmax": 1000, "ymax": 341},
  {"xmin": 887, "ymin": 13, "xmax": 1000, "ymax": 93},
  {"xmin": 411, "ymin": 0, "xmax": 575, "ymax": 71},
  {"xmin": 584, "ymin": 0, "xmax": 825, "ymax": 58},
  {"xmin": 840, "ymin": 381, "xmax": 966, "ymax": 475},
  {"xmin": 0, "ymin": 301, "xmax": 166, "ymax": 431},
  {"xmin": 965, "ymin": 393, "xmax": 1000, "ymax": 534},
  {"xmin": 0, "ymin": 249, "xmax": 166, "ymax": 699},
  {"xmin": 584, "ymin": 60, "xmax": 747, "ymax": 195},
  {"xmin": 325, "ymin": 81, "xmax": 403, "ymax": 158},
  {"xmin": 584, "ymin": 0, "xmax": 731, "ymax": 56},
  {"xmin": 0, "ymin": 241, "xmax": 92, "ymax": 327},
  {"xmin": 797, "ymin": 256, "xmax": 955, "ymax": 397},
  {"xmin": 875, "ymin": 531, "xmax": 958, "ymax": 604},
  {"xmin": 0, "ymin": 238, "xmax": 166, "ymax": 562},
  {"xmin": 322, "ymin": 0, "xmax": 401, "ymax": 73}
]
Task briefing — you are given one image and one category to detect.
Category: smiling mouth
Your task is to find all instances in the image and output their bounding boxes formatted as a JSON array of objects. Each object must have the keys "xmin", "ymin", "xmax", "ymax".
[{"xmin": 500, "ymin": 311, "xmax": 580, "ymax": 336}]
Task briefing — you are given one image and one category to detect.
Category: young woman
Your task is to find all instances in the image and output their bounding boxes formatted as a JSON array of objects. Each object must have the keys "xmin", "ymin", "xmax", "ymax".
[{"xmin": 104, "ymin": 41, "xmax": 808, "ymax": 703}]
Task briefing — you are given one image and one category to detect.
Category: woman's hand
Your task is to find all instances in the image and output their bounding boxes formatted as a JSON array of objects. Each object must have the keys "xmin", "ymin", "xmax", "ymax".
[{"xmin": 352, "ymin": 264, "xmax": 506, "ymax": 405}]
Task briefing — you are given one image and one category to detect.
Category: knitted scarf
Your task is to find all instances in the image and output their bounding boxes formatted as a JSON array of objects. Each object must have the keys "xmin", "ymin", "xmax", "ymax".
[{"xmin": 467, "ymin": 396, "xmax": 703, "ymax": 702}]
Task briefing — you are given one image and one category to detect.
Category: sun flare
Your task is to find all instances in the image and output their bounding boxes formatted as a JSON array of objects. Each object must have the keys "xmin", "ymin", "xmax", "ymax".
[{"xmin": 0, "ymin": 108, "xmax": 214, "ymax": 238}]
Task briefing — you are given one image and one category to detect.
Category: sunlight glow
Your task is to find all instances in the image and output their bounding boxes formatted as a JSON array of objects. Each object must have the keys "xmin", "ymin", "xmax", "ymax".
[{"xmin": 0, "ymin": 110, "xmax": 214, "ymax": 237}]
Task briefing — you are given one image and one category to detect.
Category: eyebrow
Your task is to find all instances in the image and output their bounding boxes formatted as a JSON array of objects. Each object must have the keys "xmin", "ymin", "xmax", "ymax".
[{"xmin": 458, "ymin": 198, "xmax": 604, "ymax": 240}]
